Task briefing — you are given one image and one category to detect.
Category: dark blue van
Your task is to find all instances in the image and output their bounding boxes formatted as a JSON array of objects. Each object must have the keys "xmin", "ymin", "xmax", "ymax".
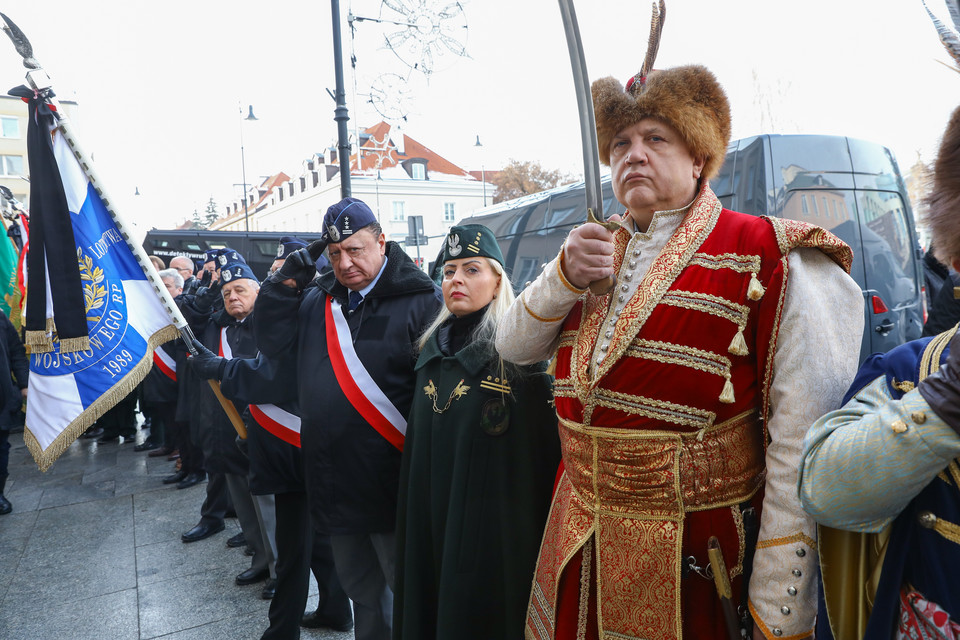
[{"xmin": 461, "ymin": 134, "xmax": 925, "ymax": 361}]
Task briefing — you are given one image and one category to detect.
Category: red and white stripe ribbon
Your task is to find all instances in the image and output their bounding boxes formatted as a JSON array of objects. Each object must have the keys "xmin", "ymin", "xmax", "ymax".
[
  {"xmin": 250, "ymin": 403, "xmax": 301, "ymax": 448},
  {"xmin": 324, "ymin": 296, "xmax": 406, "ymax": 450},
  {"xmin": 153, "ymin": 344, "xmax": 177, "ymax": 381}
]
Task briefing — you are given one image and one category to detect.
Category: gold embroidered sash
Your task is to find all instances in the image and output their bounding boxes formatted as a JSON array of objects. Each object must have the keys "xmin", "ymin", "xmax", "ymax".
[{"xmin": 528, "ymin": 411, "xmax": 764, "ymax": 640}]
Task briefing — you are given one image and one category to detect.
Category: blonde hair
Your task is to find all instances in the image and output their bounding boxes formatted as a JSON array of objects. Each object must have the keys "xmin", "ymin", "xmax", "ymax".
[{"xmin": 417, "ymin": 258, "xmax": 515, "ymax": 352}]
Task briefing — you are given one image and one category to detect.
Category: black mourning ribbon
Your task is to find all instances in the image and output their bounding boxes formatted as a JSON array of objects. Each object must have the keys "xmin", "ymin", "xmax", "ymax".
[{"xmin": 12, "ymin": 85, "xmax": 88, "ymax": 352}]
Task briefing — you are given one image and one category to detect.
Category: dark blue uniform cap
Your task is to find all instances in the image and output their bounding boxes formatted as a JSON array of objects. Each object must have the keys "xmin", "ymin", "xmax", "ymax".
[
  {"xmin": 322, "ymin": 198, "xmax": 377, "ymax": 243},
  {"xmin": 203, "ymin": 249, "xmax": 219, "ymax": 264},
  {"xmin": 219, "ymin": 254, "xmax": 257, "ymax": 284},
  {"xmin": 215, "ymin": 248, "xmax": 246, "ymax": 271},
  {"xmin": 277, "ymin": 236, "xmax": 308, "ymax": 260}
]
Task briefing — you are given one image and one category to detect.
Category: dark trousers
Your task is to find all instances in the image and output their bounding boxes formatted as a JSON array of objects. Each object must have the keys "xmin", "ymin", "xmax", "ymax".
[
  {"xmin": 172, "ymin": 420, "xmax": 203, "ymax": 474},
  {"xmin": 260, "ymin": 490, "xmax": 350, "ymax": 640},
  {"xmin": 97, "ymin": 390, "xmax": 137, "ymax": 438},
  {"xmin": 200, "ymin": 470, "xmax": 228, "ymax": 527}
]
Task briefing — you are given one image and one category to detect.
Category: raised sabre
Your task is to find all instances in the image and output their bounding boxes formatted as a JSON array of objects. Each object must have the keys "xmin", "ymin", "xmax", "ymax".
[{"xmin": 556, "ymin": 0, "xmax": 618, "ymax": 295}]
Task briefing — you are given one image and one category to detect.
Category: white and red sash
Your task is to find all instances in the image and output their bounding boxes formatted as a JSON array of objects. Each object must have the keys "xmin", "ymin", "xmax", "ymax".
[
  {"xmin": 324, "ymin": 296, "xmax": 406, "ymax": 451},
  {"xmin": 249, "ymin": 403, "xmax": 301, "ymax": 448},
  {"xmin": 220, "ymin": 325, "xmax": 303, "ymax": 448},
  {"xmin": 153, "ymin": 345, "xmax": 177, "ymax": 382},
  {"xmin": 219, "ymin": 326, "xmax": 232, "ymax": 359}
]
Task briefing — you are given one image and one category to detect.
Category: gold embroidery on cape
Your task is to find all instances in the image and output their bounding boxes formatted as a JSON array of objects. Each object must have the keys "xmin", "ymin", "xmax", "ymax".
[
  {"xmin": 660, "ymin": 290, "xmax": 750, "ymax": 327},
  {"xmin": 573, "ymin": 186, "xmax": 723, "ymax": 398},
  {"xmin": 625, "ymin": 339, "xmax": 731, "ymax": 379},
  {"xmin": 761, "ymin": 256, "xmax": 790, "ymax": 438},
  {"xmin": 591, "ymin": 387, "xmax": 715, "ymax": 430},
  {"xmin": 558, "ymin": 330, "xmax": 577, "ymax": 350},
  {"xmin": 688, "ymin": 252, "xmax": 762, "ymax": 274},
  {"xmin": 920, "ymin": 325, "xmax": 957, "ymax": 381},
  {"xmin": 576, "ymin": 537, "xmax": 593, "ymax": 640},
  {"xmin": 755, "ymin": 532, "xmax": 817, "ymax": 550}
]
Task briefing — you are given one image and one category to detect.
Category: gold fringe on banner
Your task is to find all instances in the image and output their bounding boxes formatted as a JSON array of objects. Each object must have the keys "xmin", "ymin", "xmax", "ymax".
[
  {"xmin": 24, "ymin": 329, "xmax": 53, "ymax": 354},
  {"xmin": 59, "ymin": 336, "xmax": 91, "ymax": 354},
  {"xmin": 23, "ymin": 324, "xmax": 180, "ymax": 472}
]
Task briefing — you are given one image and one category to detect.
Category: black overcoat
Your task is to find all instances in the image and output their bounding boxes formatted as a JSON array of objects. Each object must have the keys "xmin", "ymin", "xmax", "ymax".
[
  {"xmin": 195, "ymin": 308, "xmax": 257, "ymax": 475},
  {"xmin": 254, "ymin": 241, "xmax": 442, "ymax": 535},
  {"xmin": 0, "ymin": 313, "xmax": 27, "ymax": 430}
]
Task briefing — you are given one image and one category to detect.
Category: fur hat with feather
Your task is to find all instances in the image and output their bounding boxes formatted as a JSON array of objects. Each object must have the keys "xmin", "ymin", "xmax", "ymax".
[
  {"xmin": 591, "ymin": 1, "xmax": 731, "ymax": 181},
  {"xmin": 924, "ymin": 0, "xmax": 960, "ymax": 264}
]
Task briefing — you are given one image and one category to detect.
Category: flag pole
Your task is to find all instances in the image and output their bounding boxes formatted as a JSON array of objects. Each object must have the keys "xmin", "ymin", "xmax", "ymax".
[{"xmin": 13, "ymin": 67, "xmax": 248, "ymax": 438}]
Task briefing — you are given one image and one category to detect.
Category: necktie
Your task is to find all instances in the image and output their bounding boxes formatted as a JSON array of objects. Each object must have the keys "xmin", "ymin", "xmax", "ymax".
[{"xmin": 348, "ymin": 290, "xmax": 363, "ymax": 311}]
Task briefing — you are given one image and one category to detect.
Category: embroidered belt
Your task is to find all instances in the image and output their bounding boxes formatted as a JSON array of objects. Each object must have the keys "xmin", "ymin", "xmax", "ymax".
[
  {"xmin": 527, "ymin": 411, "xmax": 764, "ymax": 640},
  {"xmin": 560, "ymin": 409, "xmax": 765, "ymax": 515}
]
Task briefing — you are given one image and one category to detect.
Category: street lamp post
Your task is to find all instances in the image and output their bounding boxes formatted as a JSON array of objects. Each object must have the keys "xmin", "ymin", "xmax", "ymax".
[
  {"xmin": 474, "ymin": 134, "xmax": 486, "ymax": 207},
  {"xmin": 239, "ymin": 104, "xmax": 258, "ymax": 232}
]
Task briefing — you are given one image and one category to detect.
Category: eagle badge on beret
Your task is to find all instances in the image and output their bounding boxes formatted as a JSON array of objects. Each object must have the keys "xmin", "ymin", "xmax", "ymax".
[
  {"xmin": 447, "ymin": 233, "xmax": 462, "ymax": 257},
  {"xmin": 327, "ymin": 224, "xmax": 341, "ymax": 242},
  {"xmin": 222, "ymin": 269, "xmax": 233, "ymax": 282},
  {"xmin": 276, "ymin": 243, "xmax": 284, "ymax": 258}
]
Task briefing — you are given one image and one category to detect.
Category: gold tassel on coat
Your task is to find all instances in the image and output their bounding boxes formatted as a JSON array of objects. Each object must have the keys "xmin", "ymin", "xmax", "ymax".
[
  {"xmin": 747, "ymin": 272, "xmax": 765, "ymax": 301},
  {"xmin": 728, "ymin": 328, "xmax": 749, "ymax": 356},
  {"xmin": 719, "ymin": 374, "xmax": 735, "ymax": 404}
]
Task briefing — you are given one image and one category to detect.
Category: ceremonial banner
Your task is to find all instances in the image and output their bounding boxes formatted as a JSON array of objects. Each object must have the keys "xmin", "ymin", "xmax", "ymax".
[{"xmin": 22, "ymin": 96, "xmax": 178, "ymax": 471}]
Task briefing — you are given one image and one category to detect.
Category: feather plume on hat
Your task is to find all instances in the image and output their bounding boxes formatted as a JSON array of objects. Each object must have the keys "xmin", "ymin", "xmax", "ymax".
[
  {"xmin": 923, "ymin": 0, "xmax": 960, "ymax": 264},
  {"xmin": 591, "ymin": 1, "xmax": 731, "ymax": 181}
]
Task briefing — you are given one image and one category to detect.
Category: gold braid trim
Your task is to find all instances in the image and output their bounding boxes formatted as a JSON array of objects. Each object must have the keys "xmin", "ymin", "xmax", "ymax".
[
  {"xmin": 730, "ymin": 504, "xmax": 745, "ymax": 579},
  {"xmin": 521, "ymin": 296, "xmax": 568, "ymax": 323},
  {"xmin": 933, "ymin": 517, "xmax": 960, "ymax": 545},
  {"xmin": 660, "ymin": 290, "xmax": 750, "ymax": 326},
  {"xmin": 748, "ymin": 599, "xmax": 814, "ymax": 640},
  {"xmin": 591, "ymin": 387, "xmax": 715, "ymax": 430},
  {"xmin": 23, "ymin": 324, "xmax": 180, "ymax": 472},
  {"xmin": 920, "ymin": 325, "xmax": 957, "ymax": 382},
  {"xmin": 688, "ymin": 252, "xmax": 762, "ymax": 274},
  {"xmin": 576, "ymin": 536, "xmax": 593, "ymax": 640},
  {"xmin": 755, "ymin": 532, "xmax": 817, "ymax": 551},
  {"xmin": 558, "ymin": 249, "xmax": 588, "ymax": 295},
  {"xmin": 625, "ymin": 339, "xmax": 731, "ymax": 378}
]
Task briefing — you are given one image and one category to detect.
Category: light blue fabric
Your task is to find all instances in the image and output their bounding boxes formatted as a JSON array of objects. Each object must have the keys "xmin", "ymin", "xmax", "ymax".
[{"xmin": 799, "ymin": 377, "xmax": 960, "ymax": 532}]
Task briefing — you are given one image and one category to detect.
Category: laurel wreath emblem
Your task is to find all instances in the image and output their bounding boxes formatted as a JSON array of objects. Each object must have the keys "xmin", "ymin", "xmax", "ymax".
[{"xmin": 78, "ymin": 247, "xmax": 106, "ymax": 321}]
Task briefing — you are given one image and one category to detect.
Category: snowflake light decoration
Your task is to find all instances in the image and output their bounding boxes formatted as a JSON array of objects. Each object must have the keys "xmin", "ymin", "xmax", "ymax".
[{"xmin": 379, "ymin": 0, "xmax": 469, "ymax": 77}]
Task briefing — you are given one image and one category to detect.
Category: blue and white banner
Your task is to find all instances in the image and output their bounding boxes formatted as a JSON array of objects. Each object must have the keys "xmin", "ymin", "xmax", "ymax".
[{"xmin": 23, "ymin": 125, "xmax": 178, "ymax": 471}]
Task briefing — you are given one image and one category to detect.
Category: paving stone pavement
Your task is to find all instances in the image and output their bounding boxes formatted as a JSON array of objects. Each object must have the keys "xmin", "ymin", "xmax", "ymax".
[{"xmin": 0, "ymin": 427, "xmax": 356, "ymax": 640}]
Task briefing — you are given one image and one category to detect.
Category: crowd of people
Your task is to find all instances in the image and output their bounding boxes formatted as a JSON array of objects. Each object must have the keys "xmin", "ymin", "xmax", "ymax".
[{"xmin": 3, "ymin": 24, "xmax": 960, "ymax": 640}]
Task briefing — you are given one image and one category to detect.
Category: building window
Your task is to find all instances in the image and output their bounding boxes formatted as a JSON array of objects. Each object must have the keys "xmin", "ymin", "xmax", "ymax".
[
  {"xmin": 0, "ymin": 117, "xmax": 18, "ymax": 139},
  {"xmin": 810, "ymin": 194, "xmax": 819, "ymax": 217},
  {"xmin": 801, "ymin": 194, "xmax": 808, "ymax": 215},
  {"xmin": 0, "ymin": 155, "xmax": 23, "ymax": 176},
  {"xmin": 411, "ymin": 163, "xmax": 425, "ymax": 180},
  {"xmin": 392, "ymin": 201, "xmax": 407, "ymax": 222},
  {"xmin": 444, "ymin": 202, "xmax": 456, "ymax": 222}
]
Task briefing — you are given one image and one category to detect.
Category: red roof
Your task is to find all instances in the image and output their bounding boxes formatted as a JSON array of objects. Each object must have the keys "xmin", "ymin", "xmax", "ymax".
[{"xmin": 349, "ymin": 122, "xmax": 472, "ymax": 178}]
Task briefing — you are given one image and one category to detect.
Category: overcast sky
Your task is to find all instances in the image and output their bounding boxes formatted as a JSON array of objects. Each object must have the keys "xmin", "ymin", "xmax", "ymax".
[{"xmin": 4, "ymin": 0, "xmax": 959, "ymax": 235}]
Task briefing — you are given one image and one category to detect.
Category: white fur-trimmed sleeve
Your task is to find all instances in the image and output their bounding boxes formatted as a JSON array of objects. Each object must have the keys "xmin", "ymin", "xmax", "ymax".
[{"xmin": 748, "ymin": 248, "xmax": 864, "ymax": 639}]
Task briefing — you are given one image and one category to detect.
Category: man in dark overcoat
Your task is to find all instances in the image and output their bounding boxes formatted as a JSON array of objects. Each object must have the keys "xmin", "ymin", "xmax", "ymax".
[{"xmin": 253, "ymin": 197, "xmax": 442, "ymax": 640}]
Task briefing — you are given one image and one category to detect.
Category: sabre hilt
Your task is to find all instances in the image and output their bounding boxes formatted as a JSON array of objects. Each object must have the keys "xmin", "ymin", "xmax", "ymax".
[{"xmin": 586, "ymin": 207, "xmax": 617, "ymax": 295}]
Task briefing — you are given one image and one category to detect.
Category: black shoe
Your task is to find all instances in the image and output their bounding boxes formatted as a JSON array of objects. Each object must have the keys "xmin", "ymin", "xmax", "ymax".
[
  {"xmin": 181, "ymin": 521, "xmax": 225, "ymax": 543},
  {"xmin": 0, "ymin": 494, "xmax": 10, "ymax": 515},
  {"xmin": 134, "ymin": 440, "xmax": 160, "ymax": 452},
  {"xmin": 260, "ymin": 579, "xmax": 277, "ymax": 600},
  {"xmin": 300, "ymin": 610, "xmax": 354, "ymax": 632},
  {"xmin": 235, "ymin": 567, "xmax": 269, "ymax": 586},
  {"xmin": 81, "ymin": 427, "xmax": 104, "ymax": 439},
  {"xmin": 176, "ymin": 472, "xmax": 205, "ymax": 490},
  {"xmin": 96, "ymin": 435, "xmax": 119, "ymax": 444},
  {"xmin": 162, "ymin": 470, "xmax": 187, "ymax": 485},
  {"xmin": 224, "ymin": 509, "xmax": 237, "ymax": 519},
  {"xmin": 226, "ymin": 532, "xmax": 246, "ymax": 548}
]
